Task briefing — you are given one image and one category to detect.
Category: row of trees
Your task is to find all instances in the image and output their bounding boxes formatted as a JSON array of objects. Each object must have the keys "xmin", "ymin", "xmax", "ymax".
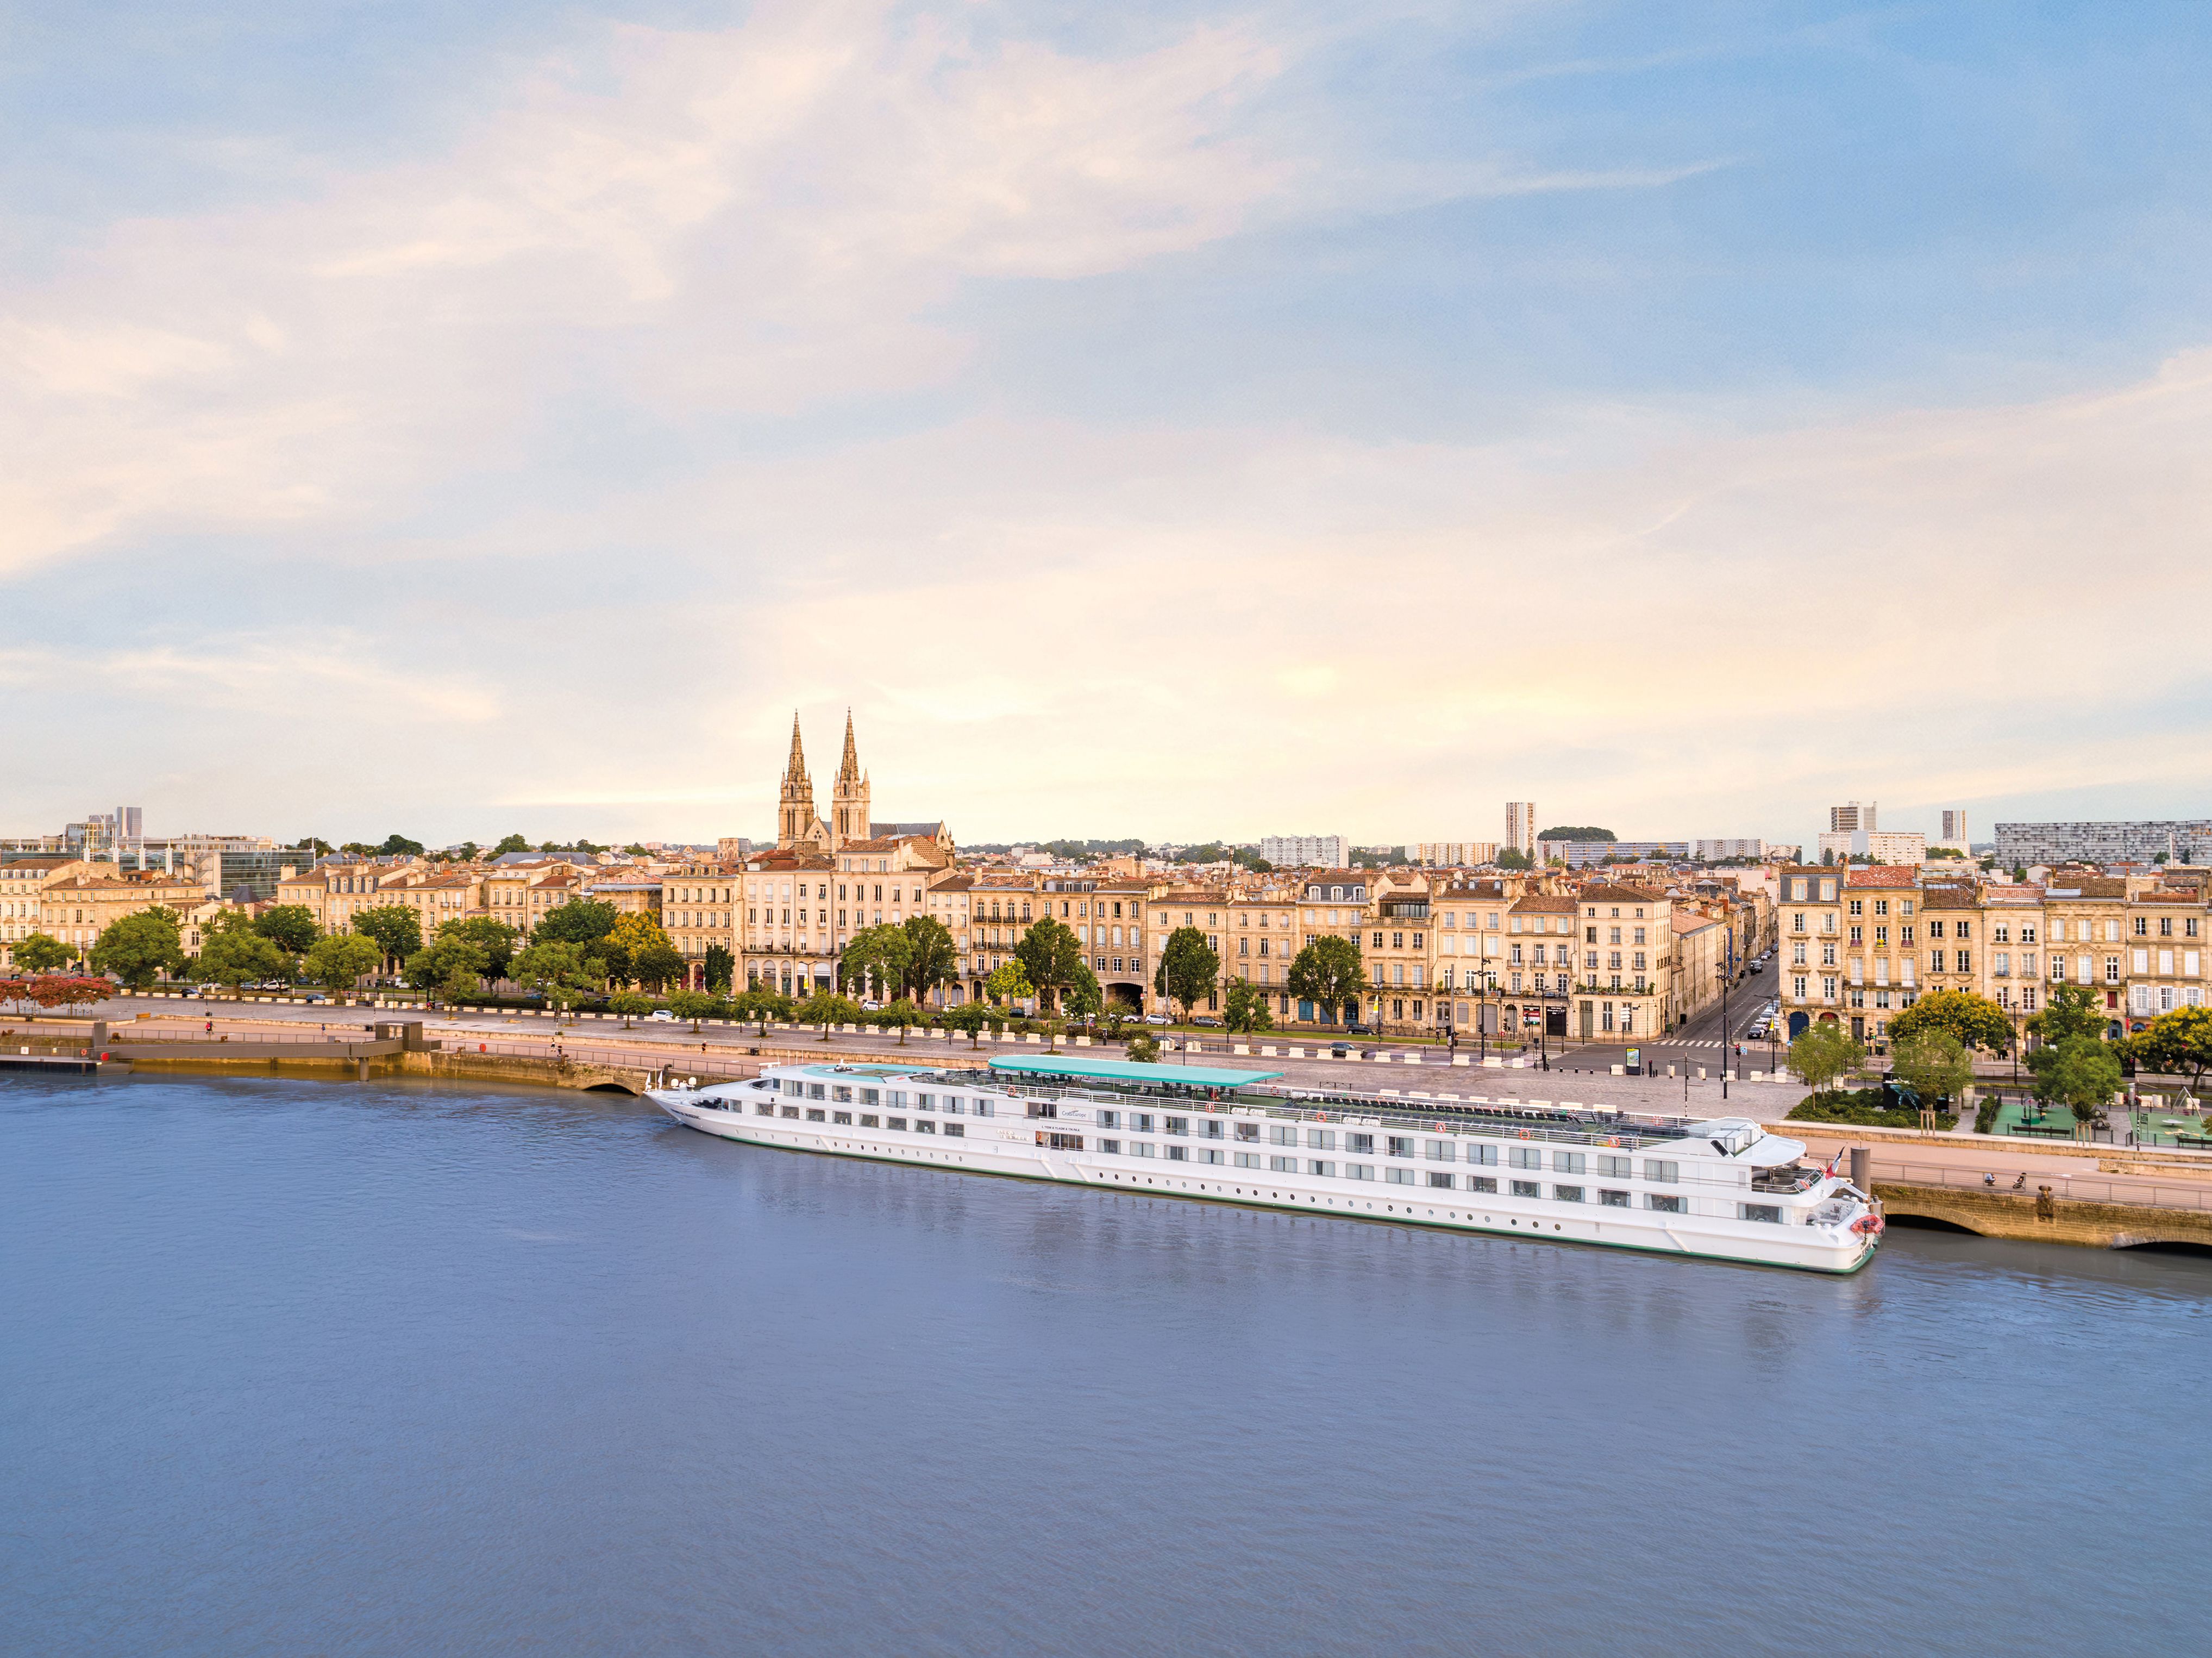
[{"xmin": 1788, "ymin": 985, "xmax": 2212, "ymax": 1123}]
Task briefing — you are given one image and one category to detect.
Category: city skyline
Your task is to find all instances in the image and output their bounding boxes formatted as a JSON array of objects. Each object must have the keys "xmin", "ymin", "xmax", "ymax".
[{"xmin": 7, "ymin": 4, "xmax": 2212, "ymax": 841}]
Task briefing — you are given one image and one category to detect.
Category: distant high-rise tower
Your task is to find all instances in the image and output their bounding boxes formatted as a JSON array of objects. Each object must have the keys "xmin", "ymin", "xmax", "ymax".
[
  {"xmin": 1941, "ymin": 808, "xmax": 1968, "ymax": 845},
  {"xmin": 1506, "ymin": 802, "xmax": 1537, "ymax": 853},
  {"xmin": 1829, "ymin": 800, "xmax": 1876, "ymax": 833},
  {"xmin": 830, "ymin": 710, "xmax": 872, "ymax": 851},
  {"xmin": 777, "ymin": 714, "xmax": 817, "ymax": 849}
]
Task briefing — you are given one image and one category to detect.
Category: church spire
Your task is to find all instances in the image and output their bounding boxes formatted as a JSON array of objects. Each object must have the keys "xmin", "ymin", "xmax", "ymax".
[
  {"xmin": 785, "ymin": 711, "xmax": 808, "ymax": 784},
  {"xmin": 837, "ymin": 708, "xmax": 862, "ymax": 784}
]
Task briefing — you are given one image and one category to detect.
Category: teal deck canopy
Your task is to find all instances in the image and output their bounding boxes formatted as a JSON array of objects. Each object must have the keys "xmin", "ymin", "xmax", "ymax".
[{"xmin": 988, "ymin": 1054, "xmax": 1284, "ymax": 1090}]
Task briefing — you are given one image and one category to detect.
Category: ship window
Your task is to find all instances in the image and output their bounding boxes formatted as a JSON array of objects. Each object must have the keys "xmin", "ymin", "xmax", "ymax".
[
  {"xmin": 1270, "ymin": 1155, "xmax": 1298, "ymax": 1172},
  {"xmin": 916, "ymin": 1092, "xmax": 935, "ymax": 1111},
  {"xmin": 1131, "ymin": 1142, "xmax": 1155, "ymax": 1158},
  {"xmin": 1427, "ymin": 1172, "xmax": 1455, "ymax": 1188},
  {"xmin": 1167, "ymin": 1146, "xmax": 1188, "ymax": 1162},
  {"xmin": 832, "ymin": 1111, "xmax": 852, "ymax": 1124},
  {"xmin": 1235, "ymin": 1152, "xmax": 1263, "ymax": 1168},
  {"xmin": 1511, "ymin": 1180, "xmax": 1540, "ymax": 1198},
  {"xmin": 1235, "ymin": 1121, "xmax": 1260, "ymax": 1141},
  {"xmin": 781, "ymin": 1106, "xmax": 799, "ymax": 1119},
  {"xmin": 973, "ymin": 1100, "xmax": 993, "ymax": 1117},
  {"xmin": 806, "ymin": 1109, "xmax": 826, "ymax": 1122},
  {"xmin": 755, "ymin": 1104, "xmax": 775, "ymax": 1117},
  {"xmin": 1553, "ymin": 1185, "xmax": 1584, "ymax": 1203},
  {"xmin": 1098, "ymin": 1110, "xmax": 1121, "ymax": 1129},
  {"xmin": 860, "ymin": 1115, "xmax": 879, "ymax": 1128},
  {"xmin": 1600, "ymin": 1189, "xmax": 1629, "ymax": 1206},
  {"xmin": 860, "ymin": 1089, "xmax": 879, "ymax": 1106},
  {"xmin": 782, "ymin": 1079, "xmax": 802, "ymax": 1096},
  {"xmin": 1346, "ymin": 1163, "xmax": 1374, "ymax": 1180},
  {"xmin": 916, "ymin": 1119, "xmax": 937, "ymax": 1134},
  {"xmin": 1201, "ymin": 1148, "xmax": 1225, "ymax": 1163},
  {"xmin": 1308, "ymin": 1160, "xmax": 1337, "ymax": 1177},
  {"xmin": 944, "ymin": 1123, "xmax": 964, "ymax": 1138},
  {"xmin": 887, "ymin": 1117, "xmax": 907, "ymax": 1130},
  {"xmin": 1099, "ymin": 1138, "xmax": 1121, "ymax": 1154},
  {"xmin": 1307, "ymin": 1128, "xmax": 1336, "ymax": 1150},
  {"xmin": 1425, "ymin": 1140, "xmax": 1452, "ymax": 1161},
  {"xmin": 1347, "ymin": 1133, "xmax": 1374, "ymax": 1155},
  {"xmin": 1509, "ymin": 1147, "xmax": 1541, "ymax": 1169},
  {"xmin": 1204, "ymin": 1119, "xmax": 1225, "ymax": 1139},
  {"xmin": 944, "ymin": 1098, "xmax": 965, "ymax": 1115},
  {"xmin": 1386, "ymin": 1167, "xmax": 1415, "ymax": 1185},
  {"xmin": 1269, "ymin": 1124, "xmax": 1296, "ymax": 1146},
  {"xmin": 807, "ymin": 1084, "xmax": 825, "ymax": 1100},
  {"xmin": 1647, "ymin": 1194, "xmax": 1684, "ymax": 1213},
  {"xmin": 1133, "ymin": 1113, "xmax": 1156, "ymax": 1133},
  {"xmin": 831, "ymin": 1086, "xmax": 852, "ymax": 1102},
  {"xmin": 1643, "ymin": 1160, "xmax": 1679, "ymax": 1184},
  {"xmin": 1043, "ymin": 1132, "xmax": 1081, "ymax": 1150},
  {"xmin": 1165, "ymin": 1117, "xmax": 1189, "ymax": 1136},
  {"xmin": 1740, "ymin": 1203, "xmax": 1782, "ymax": 1224},
  {"xmin": 1388, "ymin": 1136, "xmax": 1414, "ymax": 1158},
  {"xmin": 1464, "ymin": 1143, "xmax": 1497, "ymax": 1166},
  {"xmin": 1553, "ymin": 1151, "xmax": 1586, "ymax": 1174},
  {"xmin": 1597, "ymin": 1154, "xmax": 1631, "ymax": 1179},
  {"xmin": 1468, "ymin": 1176, "xmax": 1498, "ymax": 1193}
]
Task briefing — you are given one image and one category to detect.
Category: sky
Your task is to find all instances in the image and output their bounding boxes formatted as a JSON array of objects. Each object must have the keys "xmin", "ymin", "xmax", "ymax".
[{"xmin": 5, "ymin": 0, "xmax": 2211, "ymax": 853}]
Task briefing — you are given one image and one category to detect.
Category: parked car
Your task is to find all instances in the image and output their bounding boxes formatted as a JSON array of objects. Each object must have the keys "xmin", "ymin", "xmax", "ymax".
[
  {"xmin": 1192, "ymin": 1016, "xmax": 1224, "ymax": 1028},
  {"xmin": 1143, "ymin": 1013, "xmax": 1169, "ymax": 1025},
  {"xmin": 648, "ymin": 1010, "xmax": 674, "ymax": 1023}
]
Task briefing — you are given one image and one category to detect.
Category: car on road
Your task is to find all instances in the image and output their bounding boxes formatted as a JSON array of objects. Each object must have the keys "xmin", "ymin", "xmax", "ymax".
[
  {"xmin": 648, "ymin": 1010, "xmax": 674, "ymax": 1022},
  {"xmin": 305, "ymin": 993, "xmax": 329, "ymax": 1004}
]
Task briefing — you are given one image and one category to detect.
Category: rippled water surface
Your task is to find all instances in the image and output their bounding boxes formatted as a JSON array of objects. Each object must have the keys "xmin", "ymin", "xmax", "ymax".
[{"xmin": 5, "ymin": 1074, "xmax": 2210, "ymax": 1656}]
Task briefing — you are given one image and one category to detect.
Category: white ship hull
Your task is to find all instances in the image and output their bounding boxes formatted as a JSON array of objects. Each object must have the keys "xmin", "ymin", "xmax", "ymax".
[{"xmin": 648, "ymin": 1062, "xmax": 1879, "ymax": 1274}]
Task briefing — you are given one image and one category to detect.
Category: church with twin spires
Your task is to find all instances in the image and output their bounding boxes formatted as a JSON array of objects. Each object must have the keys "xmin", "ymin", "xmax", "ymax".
[{"xmin": 775, "ymin": 711, "xmax": 954, "ymax": 862}]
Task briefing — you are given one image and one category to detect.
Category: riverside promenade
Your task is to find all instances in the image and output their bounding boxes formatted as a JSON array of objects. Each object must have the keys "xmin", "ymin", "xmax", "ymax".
[{"xmin": 13, "ymin": 992, "xmax": 2212, "ymax": 1254}]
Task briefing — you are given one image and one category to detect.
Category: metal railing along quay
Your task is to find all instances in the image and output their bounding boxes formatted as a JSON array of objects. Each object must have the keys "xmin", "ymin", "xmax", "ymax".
[{"xmin": 1867, "ymin": 1157, "xmax": 2212, "ymax": 1213}]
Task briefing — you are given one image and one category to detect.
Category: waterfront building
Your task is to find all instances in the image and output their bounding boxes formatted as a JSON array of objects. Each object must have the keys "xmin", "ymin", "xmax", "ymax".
[{"xmin": 28, "ymin": 868, "xmax": 210, "ymax": 965}]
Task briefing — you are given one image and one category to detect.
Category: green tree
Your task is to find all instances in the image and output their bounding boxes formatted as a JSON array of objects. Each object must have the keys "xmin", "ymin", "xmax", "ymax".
[
  {"xmin": 378, "ymin": 834, "xmax": 425, "ymax": 857},
  {"xmin": 2129, "ymin": 1004, "xmax": 2212, "ymax": 1090},
  {"xmin": 900, "ymin": 914, "xmax": 960, "ymax": 1002},
  {"xmin": 1538, "ymin": 825, "xmax": 1615, "ymax": 842},
  {"xmin": 1223, "ymin": 978, "xmax": 1275, "ymax": 1035},
  {"xmin": 437, "ymin": 916, "xmax": 519, "ymax": 980},
  {"xmin": 2029, "ymin": 1036, "xmax": 2122, "ymax": 1134},
  {"xmin": 1888, "ymin": 988, "xmax": 2013, "ymax": 1053},
  {"xmin": 303, "ymin": 931, "xmax": 382, "ymax": 992},
  {"xmin": 352, "ymin": 906, "xmax": 423, "ymax": 970},
  {"xmin": 199, "ymin": 928, "xmax": 292, "ymax": 991},
  {"xmin": 1063, "ymin": 962, "xmax": 1104, "ymax": 1018},
  {"xmin": 1287, "ymin": 934, "xmax": 1364, "ymax": 1024},
  {"xmin": 841, "ymin": 924, "xmax": 913, "ymax": 1002},
  {"xmin": 253, "ymin": 904, "xmax": 320, "ymax": 954},
  {"xmin": 1125, "ymin": 1029, "xmax": 1162, "ymax": 1063},
  {"xmin": 985, "ymin": 960, "xmax": 1035, "ymax": 1010},
  {"xmin": 876, "ymin": 999, "xmax": 925, "ymax": 1044},
  {"xmin": 943, "ymin": 1001, "xmax": 992, "ymax": 1046},
  {"xmin": 532, "ymin": 898, "xmax": 620, "ymax": 948},
  {"xmin": 1494, "ymin": 848, "xmax": 1533, "ymax": 871},
  {"xmin": 607, "ymin": 991, "xmax": 654, "ymax": 1027},
  {"xmin": 1790, "ymin": 1021, "xmax": 1865, "ymax": 1093},
  {"xmin": 1157, "ymin": 926, "xmax": 1220, "ymax": 1025},
  {"xmin": 492, "ymin": 834, "xmax": 531, "ymax": 856},
  {"xmin": 629, "ymin": 943, "xmax": 684, "ymax": 992},
  {"xmin": 511, "ymin": 941, "xmax": 593, "ymax": 1010},
  {"xmin": 703, "ymin": 943, "xmax": 735, "ymax": 994},
  {"xmin": 455, "ymin": 841, "xmax": 480, "ymax": 862},
  {"xmin": 2028, "ymin": 982, "xmax": 2108, "ymax": 1046},
  {"xmin": 795, "ymin": 990, "xmax": 863, "ymax": 1029},
  {"xmin": 1013, "ymin": 916, "xmax": 1086, "ymax": 1011},
  {"xmin": 734, "ymin": 984, "xmax": 795, "ymax": 1034},
  {"xmin": 403, "ymin": 932, "xmax": 489, "ymax": 994},
  {"xmin": 11, "ymin": 933, "xmax": 71, "ymax": 974},
  {"xmin": 668, "ymin": 989, "xmax": 717, "ymax": 1030},
  {"xmin": 90, "ymin": 908, "xmax": 186, "ymax": 988},
  {"xmin": 1890, "ymin": 1027, "xmax": 1973, "ymax": 1105}
]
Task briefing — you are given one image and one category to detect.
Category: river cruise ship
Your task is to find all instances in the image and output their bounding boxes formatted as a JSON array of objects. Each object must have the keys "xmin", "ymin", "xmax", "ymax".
[{"xmin": 648, "ymin": 1054, "xmax": 1882, "ymax": 1273}]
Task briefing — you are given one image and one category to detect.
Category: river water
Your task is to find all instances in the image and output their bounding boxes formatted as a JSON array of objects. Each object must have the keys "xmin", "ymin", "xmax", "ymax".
[{"xmin": 5, "ymin": 1073, "xmax": 2209, "ymax": 1656}]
